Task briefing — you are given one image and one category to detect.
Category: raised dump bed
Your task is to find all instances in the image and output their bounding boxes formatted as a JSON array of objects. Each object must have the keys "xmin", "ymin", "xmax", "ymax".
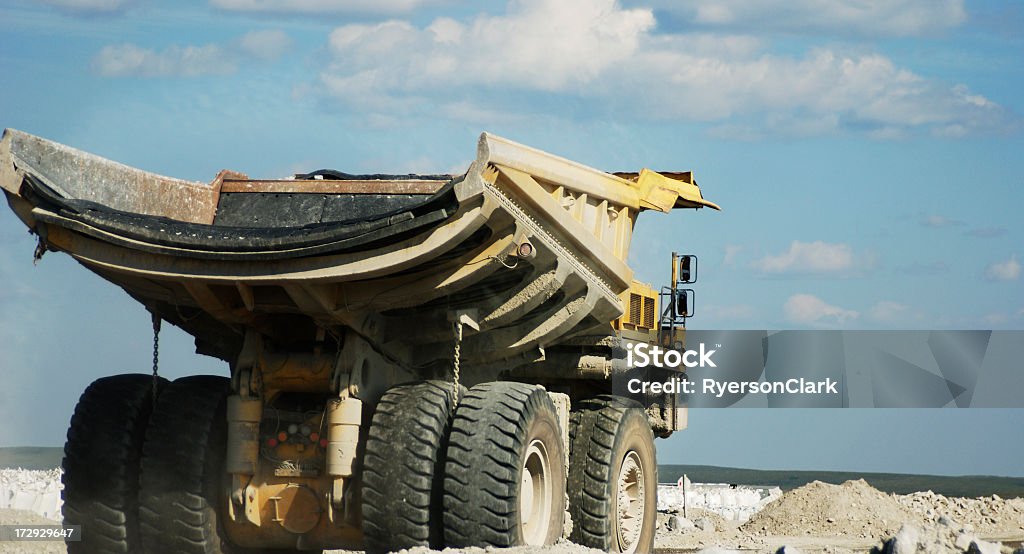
[{"xmin": 1, "ymin": 128, "xmax": 717, "ymax": 553}]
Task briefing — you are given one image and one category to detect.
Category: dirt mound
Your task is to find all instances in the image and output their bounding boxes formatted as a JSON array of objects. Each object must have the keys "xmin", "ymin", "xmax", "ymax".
[
  {"xmin": 897, "ymin": 490, "xmax": 1024, "ymax": 536},
  {"xmin": 741, "ymin": 479, "xmax": 918, "ymax": 539}
]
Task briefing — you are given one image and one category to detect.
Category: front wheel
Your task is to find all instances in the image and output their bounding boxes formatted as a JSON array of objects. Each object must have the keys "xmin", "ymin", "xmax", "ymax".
[{"xmin": 568, "ymin": 396, "xmax": 657, "ymax": 553}]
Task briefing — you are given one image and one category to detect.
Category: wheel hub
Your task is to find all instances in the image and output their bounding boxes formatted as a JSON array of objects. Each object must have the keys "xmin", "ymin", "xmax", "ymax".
[
  {"xmin": 520, "ymin": 439, "xmax": 552, "ymax": 545},
  {"xmin": 616, "ymin": 450, "xmax": 645, "ymax": 553}
]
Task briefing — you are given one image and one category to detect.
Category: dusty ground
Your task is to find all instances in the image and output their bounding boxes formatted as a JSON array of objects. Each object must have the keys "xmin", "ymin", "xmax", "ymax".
[
  {"xmin": 0, "ymin": 509, "xmax": 66, "ymax": 554},
  {"xmin": 1, "ymin": 479, "xmax": 1022, "ymax": 553},
  {"xmin": 655, "ymin": 479, "xmax": 1024, "ymax": 553}
]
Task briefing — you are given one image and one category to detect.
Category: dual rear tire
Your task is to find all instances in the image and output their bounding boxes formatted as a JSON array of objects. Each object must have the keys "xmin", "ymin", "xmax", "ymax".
[
  {"xmin": 362, "ymin": 381, "xmax": 567, "ymax": 552},
  {"xmin": 62, "ymin": 374, "xmax": 286, "ymax": 554},
  {"xmin": 62, "ymin": 374, "xmax": 166, "ymax": 553},
  {"xmin": 361, "ymin": 384, "xmax": 657, "ymax": 553}
]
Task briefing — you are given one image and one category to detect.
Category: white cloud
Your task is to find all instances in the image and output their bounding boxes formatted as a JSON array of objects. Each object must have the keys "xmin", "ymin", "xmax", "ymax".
[
  {"xmin": 92, "ymin": 30, "xmax": 290, "ymax": 77},
  {"xmin": 640, "ymin": 49, "xmax": 1008, "ymax": 137},
  {"xmin": 752, "ymin": 240, "xmax": 855, "ymax": 274},
  {"xmin": 210, "ymin": 0, "xmax": 442, "ymax": 14},
  {"xmin": 36, "ymin": 0, "xmax": 132, "ymax": 13},
  {"xmin": 314, "ymin": 0, "xmax": 1011, "ymax": 138},
  {"xmin": 985, "ymin": 255, "xmax": 1021, "ymax": 281},
  {"xmin": 93, "ymin": 43, "xmax": 235, "ymax": 77},
  {"xmin": 323, "ymin": 1, "xmax": 654, "ymax": 94},
  {"xmin": 869, "ymin": 301, "xmax": 910, "ymax": 323},
  {"xmin": 784, "ymin": 294, "xmax": 859, "ymax": 326},
  {"xmin": 660, "ymin": 0, "xmax": 966, "ymax": 37}
]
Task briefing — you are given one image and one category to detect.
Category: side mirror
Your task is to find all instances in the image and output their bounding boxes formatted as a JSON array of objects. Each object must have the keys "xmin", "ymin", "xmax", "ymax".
[{"xmin": 678, "ymin": 255, "xmax": 697, "ymax": 284}]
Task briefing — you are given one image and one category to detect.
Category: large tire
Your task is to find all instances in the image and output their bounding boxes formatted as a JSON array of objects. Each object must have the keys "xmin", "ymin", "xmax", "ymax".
[
  {"xmin": 568, "ymin": 396, "xmax": 657, "ymax": 553},
  {"xmin": 443, "ymin": 382, "xmax": 566, "ymax": 548},
  {"xmin": 138, "ymin": 375, "xmax": 237, "ymax": 554},
  {"xmin": 62, "ymin": 374, "xmax": 166, "ymax": 553},
  {"xmin": 362, "ymin": 381, "xmax": 461, "ymax": 553}
]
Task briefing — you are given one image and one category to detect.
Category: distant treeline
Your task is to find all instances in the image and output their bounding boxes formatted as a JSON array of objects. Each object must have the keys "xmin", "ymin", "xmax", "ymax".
[
  {"xmin": 660, "ymin": 464, "xmax": 1024, "ymax": 499},
  {"xmin": 0, "ymin": 447, "xmax": 63, "ymax": 470},
  {"xmin": 3, "ymin": 448, "xmax": 1022, "ymax": 499}
]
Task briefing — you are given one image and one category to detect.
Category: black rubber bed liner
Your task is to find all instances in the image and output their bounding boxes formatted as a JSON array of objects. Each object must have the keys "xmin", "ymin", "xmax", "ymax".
[{"xmin": 23, "ymin": 172, "xmax": 460, "ymax": 260}]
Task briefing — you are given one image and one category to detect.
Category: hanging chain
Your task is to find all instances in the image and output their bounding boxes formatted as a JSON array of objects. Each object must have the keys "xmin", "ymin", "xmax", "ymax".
[
  {"xmin": 452, "ymin": 321, "xmax": 463, "ymax": 405},
  {"xmin": 32, "ymin": 237, "xmax": 47, "ymax": 265},
  {"xmin": 151, "ymin": 312, "xmax": 162, "ymax": 410}
]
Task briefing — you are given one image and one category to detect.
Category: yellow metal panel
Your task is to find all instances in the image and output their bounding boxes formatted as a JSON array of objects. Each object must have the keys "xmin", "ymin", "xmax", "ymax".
[
  {"xmin": 636, "ymin": 168, "xmax": 721, "ymax": 212},
  {"xmin": 480, "ymin": 133, "xmax": 720, "ymax": 214},
  {"xmin": 614, "ymin": 280, "xmax": 659, "ymax": 330}
]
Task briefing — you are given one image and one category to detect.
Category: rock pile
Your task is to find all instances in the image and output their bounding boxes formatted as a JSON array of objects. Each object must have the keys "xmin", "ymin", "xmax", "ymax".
[
  {"xmin": 872, "ymin": 519, "xmax": 1020, "ymax": 554},
  {"xmin": 897, "ymin": 490, "xmax": 1024, "ymax": 536},
  {"xmin": 658, "ymin": 482, "xmax": 783, "ymax": 522},
  {"xmin": 0, "ymin": 468, "xmax": 63, "ymax": 522},
  {"xmin": 741, "ymin": 479, "xmax": 916, "ymax": 539},
  {"xmin": 656, "ymin": 508, "xmax": 767, "ymax": 551}
]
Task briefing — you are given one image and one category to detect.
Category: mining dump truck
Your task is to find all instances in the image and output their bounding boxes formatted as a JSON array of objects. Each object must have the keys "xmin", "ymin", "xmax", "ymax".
[{"xmin": 0, "ymin": 129, "xmax": 718, "ymax": 553}]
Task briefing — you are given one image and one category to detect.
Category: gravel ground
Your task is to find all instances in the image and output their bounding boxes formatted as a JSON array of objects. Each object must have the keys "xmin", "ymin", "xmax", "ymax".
[
  {"xmin": 2, "ymin": 476, "xmax": 1023, "ymax": 553},
  {"xmin": 0, "ymin": 509, "xmax": 66, "ymax": 554}
]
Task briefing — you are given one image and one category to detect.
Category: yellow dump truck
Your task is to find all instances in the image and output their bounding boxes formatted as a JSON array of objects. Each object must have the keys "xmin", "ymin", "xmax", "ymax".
[{"xmin": 0, "ymin": 129, "xmax": 717, "ymax": 553}]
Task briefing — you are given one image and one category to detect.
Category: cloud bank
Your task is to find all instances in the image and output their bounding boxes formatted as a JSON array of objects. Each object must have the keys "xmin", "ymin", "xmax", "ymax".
[
  {"xmin": 656, "ymin": 0, "xmax": 966, "ymax": 37},
  {"xmin": 784, "ymin": 293, "xmax": 860, "ymax": 325},
  {"xmin": 313, "ymin": 0, "xmax": 1011, "ymax": 137},
  {"xmin": 92, "ymin": 30, "xmax": 291, "ymax": 77},
  {"xmin": 37, "ymin": 0, "xmax": 132, "ymax": 14},
  {"xmin": 209, "ymin": 0, "xmax": 443, "ymax": 15},
  {"xmin": 752, "ymin": 240, "xmax": 857, "ymax": 275}
]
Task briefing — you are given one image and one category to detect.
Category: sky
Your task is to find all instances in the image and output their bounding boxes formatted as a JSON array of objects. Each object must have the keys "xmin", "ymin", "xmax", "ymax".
[{"xmin": 0, "ymin": 0, "xmax": 1022, "ymax": 477}]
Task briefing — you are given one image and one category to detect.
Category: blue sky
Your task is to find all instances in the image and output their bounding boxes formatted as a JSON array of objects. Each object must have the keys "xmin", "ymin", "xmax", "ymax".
[{"xmin": 0, "ymin": 0, "xmax": 1022, "ymax": 476}]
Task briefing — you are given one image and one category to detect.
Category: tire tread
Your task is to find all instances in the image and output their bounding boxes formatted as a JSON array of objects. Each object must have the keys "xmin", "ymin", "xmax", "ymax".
[{"xmin": 63, "ymin": 374, "xmax": 165, "ymax": 554}]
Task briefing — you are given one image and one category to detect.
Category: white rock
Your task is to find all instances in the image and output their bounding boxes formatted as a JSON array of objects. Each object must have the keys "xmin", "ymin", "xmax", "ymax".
[
  {"xmin": 954, "ymin": 532, "xmax": 976, "ymax": 550},
  {"xmin": 693, "ymin": 517, "xmax": 713, "ymax": 531},
  {"xmin": 889, "ymin": 524, "xmax": 920, "ymax": 554},
  {"xmin": 967, "ymin": 539, "xmax": 1002, "ymax": 554},
  {"xmin": 666, "ymin": 515, "xmax": 695, "ymax": 532}
]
